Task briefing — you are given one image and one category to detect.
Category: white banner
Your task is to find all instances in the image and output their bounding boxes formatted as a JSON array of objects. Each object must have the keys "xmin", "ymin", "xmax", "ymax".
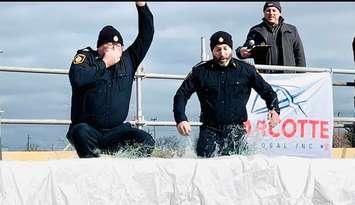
[{"xmin": 245, "ymin": 72, "xmax": 333, "ymax": 158}]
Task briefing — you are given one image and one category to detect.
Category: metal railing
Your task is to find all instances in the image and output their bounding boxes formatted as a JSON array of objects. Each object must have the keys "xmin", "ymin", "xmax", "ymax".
[
  {"xmin": 0, "ymin": 38, "xmax": 355, "ymax": 159},
  {"xmin": 1, "ymin": 64, "xmax": 354, "ymax": 129},
  {"xmin": 0, "ymin": 110, "xmax": 3, "ymax": 160},
  {"xmin": 1, "ymin": 64, "xmax": 354, "ymax": 155}
]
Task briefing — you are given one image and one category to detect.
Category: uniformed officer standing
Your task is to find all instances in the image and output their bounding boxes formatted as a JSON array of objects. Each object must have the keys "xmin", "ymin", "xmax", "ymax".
[
  {"xmin": 66, "ymin": 1, "xmax": 155, "ymax": 158},
  {"xmin": 173, "ymin": 31, "xmax": 281, "ymax": 158}
]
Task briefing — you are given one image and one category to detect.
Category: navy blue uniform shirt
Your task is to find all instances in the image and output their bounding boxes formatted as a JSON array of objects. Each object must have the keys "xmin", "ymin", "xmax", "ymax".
[
  {"xmin": 69, "ymin": 4, "xmax": 154, "ymax": 129},
  {"xmin": 173, "ymin": 58, "xmax": 280, "ymax": 126}
]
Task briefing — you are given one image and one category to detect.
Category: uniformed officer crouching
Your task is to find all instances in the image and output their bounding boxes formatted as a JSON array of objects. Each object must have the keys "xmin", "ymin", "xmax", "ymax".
[
  {"xmin": 173, "ymin": 31, "xmax": 281, "ymax": 158},
  {"xmin": 66, "ymin": 1, "xmax": 155, "ymax": 158}
]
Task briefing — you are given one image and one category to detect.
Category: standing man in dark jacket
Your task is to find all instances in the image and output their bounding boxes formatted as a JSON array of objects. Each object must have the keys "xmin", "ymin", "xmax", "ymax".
[
  {"xmin": 173, "ymin": 31, "xmax": 280, "ymax": 158},
  {"xmin": 236, "ymin": 1, "xmax": 306, "ymax": 73},
  {"xmin": 66, "ymin": 1, "xmax": 155, "ymax": 158}
]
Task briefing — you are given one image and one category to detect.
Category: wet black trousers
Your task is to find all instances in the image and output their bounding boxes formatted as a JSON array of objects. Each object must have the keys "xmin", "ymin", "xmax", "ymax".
[
  {"xmin": 66, "ymin": 122, "xmax": 155, "ymax": 158},
  {"xmin": 196, "ymin": 124, "xmax": 248, "ymax": 158}
]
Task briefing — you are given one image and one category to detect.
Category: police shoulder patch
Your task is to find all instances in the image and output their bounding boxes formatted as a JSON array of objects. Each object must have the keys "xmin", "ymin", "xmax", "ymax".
[{"xmin": 73, "ymin": 54, "xmax": 86, "ymax": 64}]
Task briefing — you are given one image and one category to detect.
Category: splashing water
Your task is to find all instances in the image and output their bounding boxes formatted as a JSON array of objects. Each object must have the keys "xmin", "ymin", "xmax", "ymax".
[
  {"xmin": 152, "ymin": 135, "xmax": 198, "ymax": 158},
  {"xmin": 181, "ymin": 136, "xmax": 197, "ymax": 158},
  {"xmin": 99, "ymin": 135, "xmax": 198, "ymax": 159},
  {"xmin": 98, "ymin": 124, "xmax": 266, "ymax": 159},
  {"xmin": 245, "ymin": 127, "xmax": 268, "ymax": 155},
  {"xmin": 100, "ymin": 144, "xmax": 151, "ymax": 159}
]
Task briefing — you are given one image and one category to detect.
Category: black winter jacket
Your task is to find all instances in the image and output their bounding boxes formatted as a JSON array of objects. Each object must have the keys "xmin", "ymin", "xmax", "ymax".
[
  {"xmin": 68, "ymin": 4, "xmax": 154, "ymax": 129},
  {"xmin": 236, "ymin": 17, "xmax": 306, "ymax": 70},
  {"xmin": 173, "ymin": 58, "xmax": 280, "ymax": 126}
]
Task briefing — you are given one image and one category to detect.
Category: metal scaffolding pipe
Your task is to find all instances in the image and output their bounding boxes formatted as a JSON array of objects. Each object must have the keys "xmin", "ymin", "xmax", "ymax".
[
  {"xmin": 0, "ymin": 63, "xmax": 354, "ymax": 155},
  {"xmin": 0, "ymin": 118, "xmax": 354, "ymax": 126},
  {"xmin": 1, "ymin": 65, "xmax": 354, "ymax": 75},
  {"xmin": 0, "ymin": 110, "xmax": 3, "ymax": 160},
  {"xmin": 137, "ymin": 73, "xmax": 185, "ymax": 80},
  {"xmin": 334, "ymin": 117, "xmax": 355, "ymax": 123},
  {"xmin": 0, "ymin": 66, "xmax": 68, "ymax": 74},
  {"xmin": 254, "ymin": 64, "xmax": 355, "ymax": 74},
  {"xmin": 0, "ymin": 119, "xmax": 72, "ymax": 125},
  {"xmin": 201, "ymin": 37, "xmax": 207, "ymax": 62},
  {"xmin": 136, "ymin": 67, "xmax": 144, "ymax": 129}
]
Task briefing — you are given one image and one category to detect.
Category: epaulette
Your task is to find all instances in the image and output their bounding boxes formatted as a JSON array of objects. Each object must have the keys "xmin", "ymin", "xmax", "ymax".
[
  {"xmin": 184, "ymin": 61, "xmax": 207, "ymax": 80},
  {"xmin": 78, "ymin": 46, "xmax": 93, "ymax": 53},
  {"xmin": 192, "ymin": 61, "xmax": 208, "ymax": 69},
  {"xmin": 230, "ymin": 58, "xmax": 238, "ymax": 68}
]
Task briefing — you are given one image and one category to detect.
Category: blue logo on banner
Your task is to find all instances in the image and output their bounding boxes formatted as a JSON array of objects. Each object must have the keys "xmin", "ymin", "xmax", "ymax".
[{"xmin": 250, "ymin": 84, "xmax": 308, "ymax": 117}]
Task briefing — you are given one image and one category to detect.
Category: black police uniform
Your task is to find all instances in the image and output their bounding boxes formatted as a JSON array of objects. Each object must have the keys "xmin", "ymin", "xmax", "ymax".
[
  {"xmin": 66, "ymin": 4, "xmax": 155, "ymax": 158},
  {"xmin": 173, "ymin": 58, "xmax": 280, "ymax": 157}
]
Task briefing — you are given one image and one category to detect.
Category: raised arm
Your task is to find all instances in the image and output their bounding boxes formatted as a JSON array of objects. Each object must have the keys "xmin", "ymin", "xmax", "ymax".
[
  {"xmin": 127, "ymin": 1, "xmax": 154, "ymax": 71},
  {"xmin": 236, "ymin": 29, "xmax": 255, "ymax": 59}
]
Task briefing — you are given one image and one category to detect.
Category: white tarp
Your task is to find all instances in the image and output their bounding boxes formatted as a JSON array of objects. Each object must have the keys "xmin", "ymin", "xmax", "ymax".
[
  {"xmin": 246, "ymin": 72, "xmax": 333, "ymax": 158},
  {"xmin": 1, "ymin": 155, "xmax": 355, "ymax": 205}
]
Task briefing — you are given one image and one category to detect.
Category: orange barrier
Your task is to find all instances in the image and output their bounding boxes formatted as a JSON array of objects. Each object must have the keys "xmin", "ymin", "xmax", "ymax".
[
  {"xmin": 1, "ymin": 149, "xmax": 355, "ymax": 160},
  {"xmin": 2, "ymin": 151, "xmax": 78, "ymax": 160},
  {"xmin": 332, "ymin": 148, "xmax": 355, "ymax": 158}
]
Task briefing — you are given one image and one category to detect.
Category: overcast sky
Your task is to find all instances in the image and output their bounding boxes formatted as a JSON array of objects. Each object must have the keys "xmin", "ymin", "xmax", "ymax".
[{"xmin": 0, "ymin": 2, "xmax": 354, "ymax": 150}]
